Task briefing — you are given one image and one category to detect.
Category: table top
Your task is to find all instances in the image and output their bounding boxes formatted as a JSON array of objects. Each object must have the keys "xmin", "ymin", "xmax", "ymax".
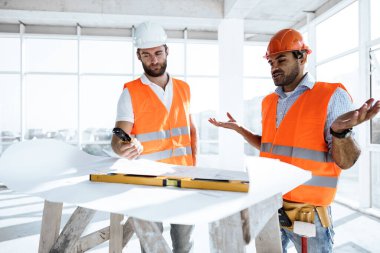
[{"xmin": 0, "ymin": 139, "xmax": 310, "ymax": 224}]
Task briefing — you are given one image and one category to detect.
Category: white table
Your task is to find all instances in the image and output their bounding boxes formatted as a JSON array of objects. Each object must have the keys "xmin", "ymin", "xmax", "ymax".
[{"xmin": 0, "ymin": 140, "xmax": 310, "ymax": 252}]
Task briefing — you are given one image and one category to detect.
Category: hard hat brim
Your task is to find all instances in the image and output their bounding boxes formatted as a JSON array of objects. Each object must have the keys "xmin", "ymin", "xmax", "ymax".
[
  {"xmin": 135, "ymin": 42, "xmax": 166, "ymax": 49},
  {"xmin": 264, "ymin": 48, "xmax": 312, "ymax": 59}
]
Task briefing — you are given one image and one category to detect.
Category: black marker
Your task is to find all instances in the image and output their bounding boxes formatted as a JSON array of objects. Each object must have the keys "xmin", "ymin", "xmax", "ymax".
[{"xmin": 112, "ymin": 127, "xmax": 132, "ymax": 142}]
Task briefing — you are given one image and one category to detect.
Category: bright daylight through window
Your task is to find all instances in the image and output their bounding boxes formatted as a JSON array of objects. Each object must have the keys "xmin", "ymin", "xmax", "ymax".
[{"xmin": 0, "ymin": 36, "xmax": 220, "ymax": 156}]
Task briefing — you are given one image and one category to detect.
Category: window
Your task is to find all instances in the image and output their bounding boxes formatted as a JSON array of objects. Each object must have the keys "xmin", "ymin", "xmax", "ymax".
[
  {"xmin": 317, "ymin": 52, "xmax": 359, "ymax": 102},
  {"xmin": 371, "ymin": 0, "xmax": 380, "ymax": 40},
  {"xmin": 187, "ymin": 77, "xmax": 219, "ymax": 154},
  {"xmin": 372, "ymin": 152, "xmax": 380, "ymax": 209},
  {"xmin": 165, "ymin": 42, "xmax": 185, "ymax": 76},
  {"xmin": 243, "ymin": 78, "xmax": 273, "ymax": 134},
  {"xmin": 368, "ymin": 44, "xmax": 379, "ymax": 212},
  {"xmin": 243, "ymin": 44, "xmax": 273, "ymax": 156},
  {"xmin": 24, "ymin": 75, "xmax": 78, "ymax": 141},
  {"xmin": 25, "ymin": 38, "xmax": 77, "ymax": 73},
  {"xmin": 80, "ymin": 39, "xmax": 132, "ymax": 74},
  {"xmin": 316, "ymin": 1, "xmax": 358, "ymax": 62},
  {"xmin": 0, "ymin": 74, "xmax": 21, "ymax": 153},
  {"xmin": 244, "ymin": 45, "xmax": 270, "ymax": 78},
  {"xmin": 80, "ymin": 75, "xmax": 129, "ymax": 156},
  {"xmin": 186, "ymin": 42, "xmax": 219, "ymax": 155},
  {"xmin": 0, "ymin": 37, "xmax": 20, "ymax": 71},
  {"xmin": 0, "ymin": 31, "xmax": 219, "ymax": 157},
  {"xmin": 23, "ymin": 37, "xmax": 78, "ymax": 143},
  {"xmin": 316, "ymin": 3, "xmax": 360, "ymax": 204},
  {"xmin": 370, "ymin": 49, "xmax": 380, "ymax": 144},
  {"xmin": 80, "ymin": 75, "xmax": 127, "ymax": 143},
  {"xmin": 317, "ymin": 52, "xmax": 360, "ymax": 203},
  {"xmin": 79, "ymin": 39, "xmax": 133, "ymax": 155},
  {"xmin": 0, "ymin": 37, "xmax": 21, "ymax": 154},
  {"xmin": 187, "ymin": 43, "xmax": 218, "ymax": 76}
]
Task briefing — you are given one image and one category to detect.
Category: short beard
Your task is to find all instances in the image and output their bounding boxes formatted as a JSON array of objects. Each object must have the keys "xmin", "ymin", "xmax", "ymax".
[
  {"xmin": 142, "ymin": 60, "xmax": 167, "ymax": 77},
  {"xmin": 273, "ymin": 64, "xmax": 299, "ymax": 87}
]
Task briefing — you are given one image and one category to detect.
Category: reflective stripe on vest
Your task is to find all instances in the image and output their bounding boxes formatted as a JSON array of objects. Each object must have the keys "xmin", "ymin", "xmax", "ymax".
[
  {"xmin": 139, "ymin": 146, "xmax": 192, "ymax": 161},
  {"xmin": 134, "ymin": 126, "xmax": 189, "ymax": 142},
  {"xmin": 304, "ymin": 175, "xmax": 338, "ymax": 188},
  {"xmin": 261, "ymin": 142, "xmax": 338, "ymax": 188},
  {"xmin": 261, "ymin": 142, "xmax": 334, "ymax": 163}
]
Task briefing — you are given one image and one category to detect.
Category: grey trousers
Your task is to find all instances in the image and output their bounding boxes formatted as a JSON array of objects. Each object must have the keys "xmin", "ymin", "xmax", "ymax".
[{"xmin": 140, "ymin": 222, "xmax": 194, "ymax": 253}]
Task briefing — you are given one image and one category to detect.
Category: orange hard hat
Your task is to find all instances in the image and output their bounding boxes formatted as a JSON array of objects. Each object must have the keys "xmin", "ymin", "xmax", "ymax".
[{"xmin": 265, "ymin": 29, "xmax": 312, "ymax": 59}]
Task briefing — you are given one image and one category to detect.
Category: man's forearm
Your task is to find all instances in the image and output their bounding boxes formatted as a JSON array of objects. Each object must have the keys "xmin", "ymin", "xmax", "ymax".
[
  {"xmin": 111, "ymin": 136, "xmax": 121, "ymax": 155},
  {"xmin": 235, "ymin": 126, "xmax": 262, "ymax": 150},
  {"xmin": 189, "ymin": 114, "xmax": 198, "ymax": 166},
  {"xmin": 331, "ymin": 136, "xmax": 361, "ymax": 169},
  {"xmin": 190, "ymin": 128, "xmax": 198, "ymax": 165}
]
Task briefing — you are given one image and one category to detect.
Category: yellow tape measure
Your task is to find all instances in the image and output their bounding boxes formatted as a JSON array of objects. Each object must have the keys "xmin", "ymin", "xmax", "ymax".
[{"xmin": 90, "ymin": 173, "xmax": 249, "ymax": 193}]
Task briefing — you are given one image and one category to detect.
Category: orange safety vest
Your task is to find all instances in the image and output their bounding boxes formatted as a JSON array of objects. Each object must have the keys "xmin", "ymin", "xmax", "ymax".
[
  {"xmin": 123, "ymin": 78, "xmax": 193, "ymax": 166},
  {"xmin": 260, "ymin": 82, "xmax": 349, "ymax": 206}
]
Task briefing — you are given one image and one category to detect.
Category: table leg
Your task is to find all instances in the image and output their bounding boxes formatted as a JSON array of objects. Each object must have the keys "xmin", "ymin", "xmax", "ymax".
[
  {"xmin": 75, "ymin": 217, "xmax": 135, "ymax": 252},
  {"xmin": 50, "ymin": 206, "xmax": 96, "ymax": 253},
  {"xmin": 110, "ymin": 213, "xmax": 124, "ymax": 253},
  {"xmin": 38, "ymin": 200, "xmax": 63, "ymax": 253},
  {"xmin": 122, "ymin": 217, "xmax": 135, "ymax": 248},
  {"xmin": 131, "ymin": 217, "xmax": 172, "ymax": 253}
]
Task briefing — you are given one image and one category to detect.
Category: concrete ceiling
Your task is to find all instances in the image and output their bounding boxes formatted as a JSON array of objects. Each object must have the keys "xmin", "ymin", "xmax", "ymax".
[{"xmin": 0, "ymin": 0, "xmax": 341, "ymax": 39}]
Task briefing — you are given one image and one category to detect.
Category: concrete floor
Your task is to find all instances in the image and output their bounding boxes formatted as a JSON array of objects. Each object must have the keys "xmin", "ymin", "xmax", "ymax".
[{"xmin": 1, "ymin": 186, "xmax": 380, "ymax": 253}]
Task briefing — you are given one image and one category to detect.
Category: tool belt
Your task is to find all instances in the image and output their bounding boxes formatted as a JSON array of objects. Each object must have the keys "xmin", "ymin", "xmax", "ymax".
[{"xmin": 280, "ymin": 200, "xmax": 331, "ymax": 231}]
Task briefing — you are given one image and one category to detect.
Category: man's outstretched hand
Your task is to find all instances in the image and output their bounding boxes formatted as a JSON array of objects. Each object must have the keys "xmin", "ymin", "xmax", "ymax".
[
  {"xmin": 208, "ymin": 112, "xmax": 241, "ymax": 132},
  {"xmin": 209, "ymin": 112, "xmax": 261, "ymax": 149},
  {"xmin": 331, "ymin": 98, "xmax": 380, "ymax": 133}
]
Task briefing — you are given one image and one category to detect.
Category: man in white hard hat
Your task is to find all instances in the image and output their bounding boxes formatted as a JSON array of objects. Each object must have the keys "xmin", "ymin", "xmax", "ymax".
[{"xmin": 111, "ymin": 21, "xmax": 197, "ymax": 253}]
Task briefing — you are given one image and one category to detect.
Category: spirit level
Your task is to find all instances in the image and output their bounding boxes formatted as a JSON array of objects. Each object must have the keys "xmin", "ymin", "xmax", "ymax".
[{"xmin": 90, "ymin": 173, "xmax": 249, "ymax": 193}]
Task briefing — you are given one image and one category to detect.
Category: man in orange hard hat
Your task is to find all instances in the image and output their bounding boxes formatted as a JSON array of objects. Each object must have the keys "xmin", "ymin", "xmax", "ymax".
[
  {"xmin": 209, "ymin": 28, "xmax": 380, "ymax": 252},
  {"xmin": 111, "ymin": 21, "xmax": 197, "ymax": 253}
]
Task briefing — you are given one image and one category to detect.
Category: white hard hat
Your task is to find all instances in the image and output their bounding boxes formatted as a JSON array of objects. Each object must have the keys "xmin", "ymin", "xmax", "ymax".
[{"xmin": 133, "ymin": 21, "xmax": 167, "ymax": 49}]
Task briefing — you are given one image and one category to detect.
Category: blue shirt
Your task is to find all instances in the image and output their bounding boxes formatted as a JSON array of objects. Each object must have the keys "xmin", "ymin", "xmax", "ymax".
[{"xmin": 274, "ymin": 73, "xmax": 353, "ymax": 151}]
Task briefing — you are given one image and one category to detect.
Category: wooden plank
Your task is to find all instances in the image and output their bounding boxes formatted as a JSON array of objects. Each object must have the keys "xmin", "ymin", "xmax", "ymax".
[
  {"xmin": 75, "ymin": 226, "xmax": 110, "ymax": 252},
  {"xmin": 109, "ymin": 213, "xmax": 124, "ymax": 253},
  {"xmin": 131, "ymin": 217, "xmax": 171, "ymax": 253},
  {"xmin": 255, "ymin": 212, "xmax": 282, "ymax": 253},
  {"xmin": 122, "ymin": 217, "xmax": 135, "ymax": 248},
  {"xmin": 209, "ymin": 212, "xmax": 245, "ymax": 253},
  {"xmin": 38, "ymin": 200, "xmax": 63, "ymax": 253},
  {"xmin": 50, "ymin": 207, "xmax": 96, "ymax": 253},
  {"xmin": 75, "ymin": 217, "xmax": 135, "ymax": 252}
]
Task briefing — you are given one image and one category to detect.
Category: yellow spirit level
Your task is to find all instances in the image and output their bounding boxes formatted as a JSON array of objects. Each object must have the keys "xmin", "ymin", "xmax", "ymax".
[{"xmin": 89, "ymin": 173, "xmax": 249, "ymax": 193}]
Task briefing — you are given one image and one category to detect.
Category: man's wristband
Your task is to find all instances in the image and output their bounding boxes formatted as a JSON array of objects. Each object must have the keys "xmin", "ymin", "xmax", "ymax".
[{"xmin": 330, "ymin": 127, "xmax": 353, "ymax": 139}]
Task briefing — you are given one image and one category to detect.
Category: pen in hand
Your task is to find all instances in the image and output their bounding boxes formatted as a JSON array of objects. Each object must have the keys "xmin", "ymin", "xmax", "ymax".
[
  {"xmin": 113, "ymin": 127, "xmax": 132, "ymax": 142},
  {"xmin": 112, "ymin": 127, "xmax": 143, "ymax": 159}
]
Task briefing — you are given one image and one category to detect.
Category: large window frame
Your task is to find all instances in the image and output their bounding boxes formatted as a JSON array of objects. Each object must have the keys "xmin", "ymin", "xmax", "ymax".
[{"xmin": 0, "ymin": 25, "xmax": 220, "ymax": 157}]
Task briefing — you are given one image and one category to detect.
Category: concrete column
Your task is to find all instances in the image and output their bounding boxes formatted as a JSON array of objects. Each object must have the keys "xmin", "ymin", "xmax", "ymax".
[{"xmin": 218, "ymin": 19, "xmax": 245, "ymax": 171}]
